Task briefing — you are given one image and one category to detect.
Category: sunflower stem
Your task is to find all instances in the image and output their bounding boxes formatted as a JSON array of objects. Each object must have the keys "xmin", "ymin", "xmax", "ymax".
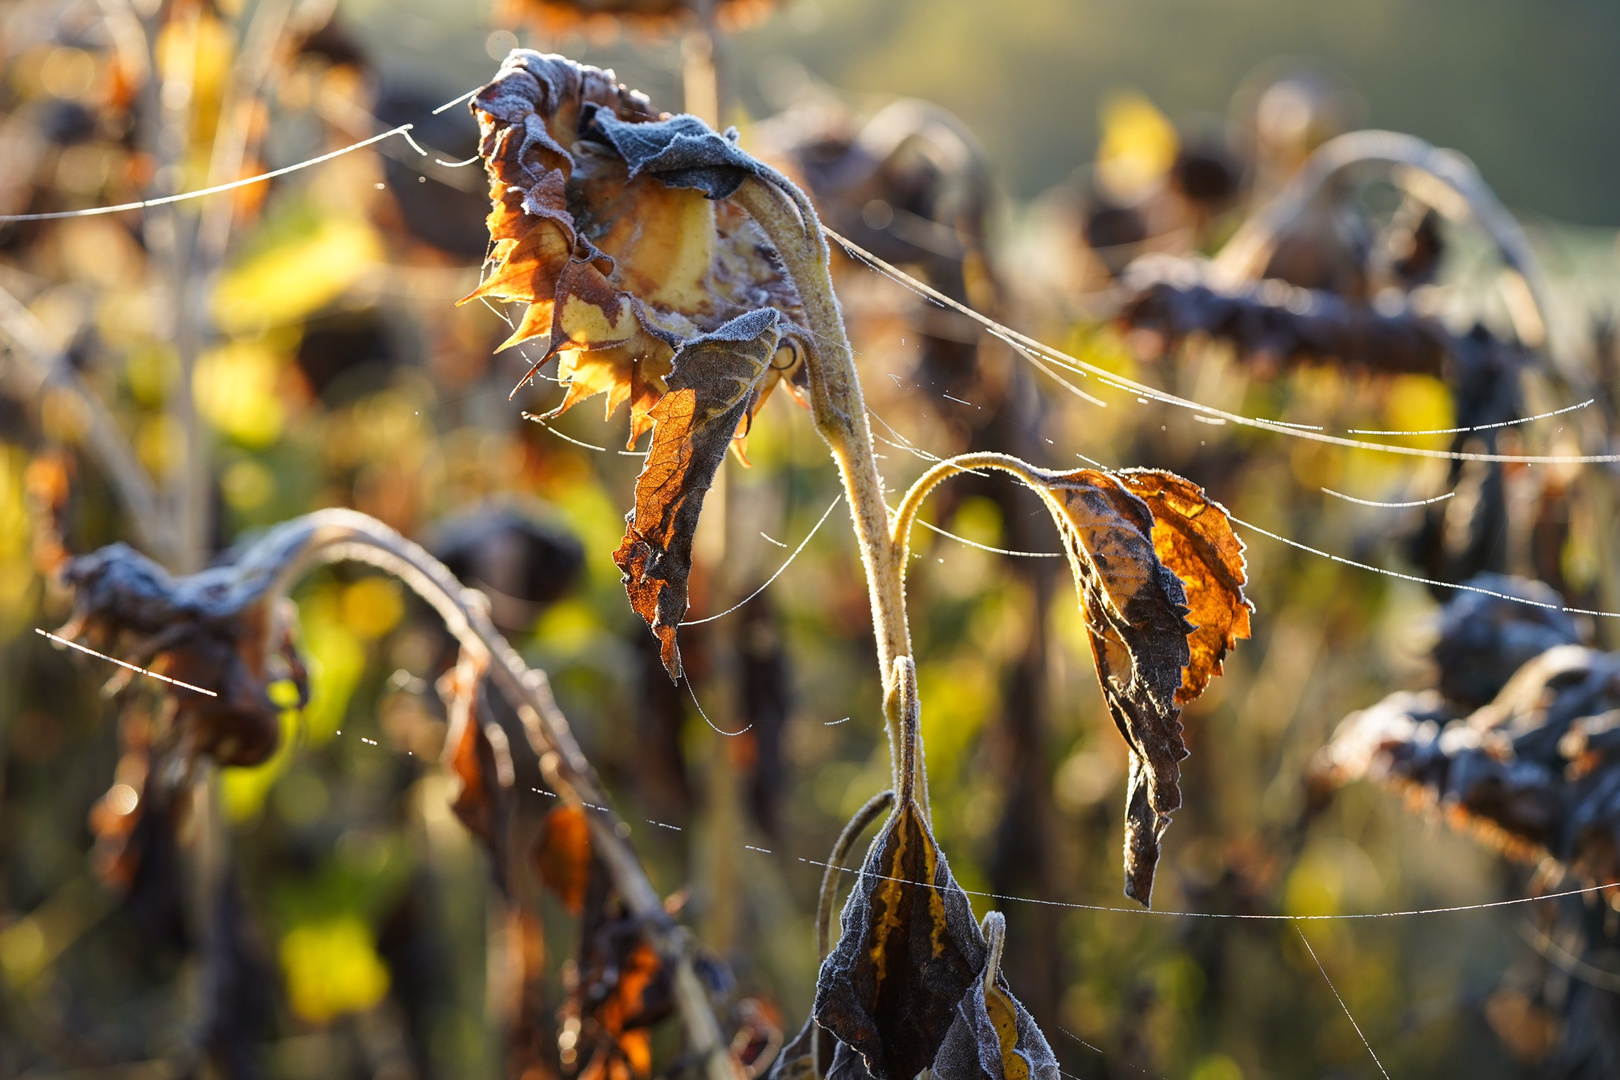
[
  {"xmin": 733, "ymin": 174, "xmax": 919, "ymax": 801},
  {"xmin": 254, "ymin": 509, "xmax": 740, "ymax": 1080}
]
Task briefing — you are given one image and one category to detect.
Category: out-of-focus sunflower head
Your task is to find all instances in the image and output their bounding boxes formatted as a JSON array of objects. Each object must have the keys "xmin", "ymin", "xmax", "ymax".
[{"xmin": 499, "ymin": 0, "xmax": 778, "ymax": 40}]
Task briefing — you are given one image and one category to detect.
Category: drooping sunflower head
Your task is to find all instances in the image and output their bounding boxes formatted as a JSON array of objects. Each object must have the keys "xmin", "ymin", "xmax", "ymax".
[{"xmin": 465, "ymin": 50, "xmax": 808, "ymax": 448}]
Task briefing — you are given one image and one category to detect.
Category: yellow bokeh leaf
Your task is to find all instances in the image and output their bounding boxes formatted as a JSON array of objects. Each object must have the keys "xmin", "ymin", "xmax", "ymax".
[
  {"xmin": 193, "ymin": 340, "xmax": 286, "ymax": 447},
  {"xmin": 279, "ymin": 917, "xmax": 390, "ymax": 1024},
  {"xmin": 213, "ymin": 218, "xmax": 383, "ymax": 333}
]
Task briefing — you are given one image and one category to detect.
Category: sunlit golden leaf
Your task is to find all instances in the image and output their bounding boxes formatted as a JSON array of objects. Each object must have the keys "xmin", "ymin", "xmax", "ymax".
[
  {"xmin": 1113, "ymin": 469, "xmax": 1251, "ymax": 704},
  {"xmin": 1031, "ymin": 467, "xmax": 1248, "ymax": 903}
]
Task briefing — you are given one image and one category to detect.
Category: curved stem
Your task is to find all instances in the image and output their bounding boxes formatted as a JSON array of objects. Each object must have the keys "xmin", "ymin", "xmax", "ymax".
[
  {"xmin": 251, "ymin": 509, "xmax": 737, "ymax": 1080},
  {"xmin": 732, "ymin": 175, "xmax": 914, "ymax": 792},
  {"xmin": 1210, "ymin": 130, "xmax": 1571, "ymax": 383},
  {"xmin": 891, "ymin": 452, "xmax": 1062, "ymax": 579},
  {"xmin": 816, "ymin": 790, "xmax": 895, "ymax": 965}
]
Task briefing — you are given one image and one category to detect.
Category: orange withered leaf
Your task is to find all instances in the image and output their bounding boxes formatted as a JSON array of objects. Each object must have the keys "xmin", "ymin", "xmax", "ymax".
[
  {"xmin": 534, "ymin": 802, "xmax": 593, "ymax": 914},
  {"xmin": 813, "ymin": 659, "xmax": 987, "ymax": 1080},
  {"xmin": 570, "ymin": 868, "xmax": 675, "ymax": 1080},
  {"xmin": 1113, "ymin": 470, "xmax": 1252, "ymax": 705},
  {"xmin": 614, "ymin": 310, "xmax": 782, "ymax": 680},
  {"xmin": 466, "ymin": 51, "xmax": 806, "ymax": 446},
  {"xmin": 1033, "ymin": 468, "xmax": 1248, "ymax": 904}
]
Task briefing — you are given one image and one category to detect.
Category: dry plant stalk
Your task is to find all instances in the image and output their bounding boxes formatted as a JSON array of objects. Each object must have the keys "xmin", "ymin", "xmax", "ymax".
[
  {"xmin": 36, "ymin": 45, "xmax": 1256, "ymax": 1080},
  {"xmin": 461, "ymin": 49, "xmax": 1254, "ymax": 1080}
]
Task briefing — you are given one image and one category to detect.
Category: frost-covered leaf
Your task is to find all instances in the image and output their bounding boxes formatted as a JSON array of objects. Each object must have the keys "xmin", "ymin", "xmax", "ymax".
[
  {"xmin": 582, "ymin": 107, "xmax": 768, "ymax": 199},
  {"xmin": 613, "ymin": 309, "xmax": 782, "ymax": 679},
  {"xmin": 813, "ymin": 659, "xmax": 986, "ymax": 1080},
  {"xmin": 933, "ymin": 912, "xmax": 1059, "ymax": 1080},
  {"xmin": 466, "ymin": 50, "xmax": 805, "ymax": 446}
]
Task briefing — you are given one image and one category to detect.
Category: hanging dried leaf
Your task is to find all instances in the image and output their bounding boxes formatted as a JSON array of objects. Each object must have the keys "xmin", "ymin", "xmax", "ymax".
[
  {"xmin": 813, "ymin": 658, "xmax": 987, "ymax": 1080},
  {"xmin": 932, "ymin": 912, "xmax": 1059, "ymax": 1080},
  {"xmin": 1039, "ymin": 469, "xmax": 1192, "ymax": 903},
  {"xmin": 614, "ymin": 309, "xmax": 782, "ymax": 679},
  {"xmin": 535, "ymin": 802, "xmax": 593, "ymax": 914},
  {"xmin": 466, "ymin": 51, "xmax": 805, "ymax": 446},
  {"xmin": 54, "ymin": 542, "xmax": 309, "ymax": 768},
  {"xmin": 1113, "ymin": 470, "xmax": 1252, "ymax": 705},
  {"xmin": 1031, "ymin": 467, "xmax": 1247, "ymax": 903},
  {"xmin": 439, "ymin": 653, "xmax": 508, "ymax": 867}
]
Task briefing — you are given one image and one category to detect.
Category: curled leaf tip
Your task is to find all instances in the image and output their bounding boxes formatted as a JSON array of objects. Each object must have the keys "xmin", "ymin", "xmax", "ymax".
[{"xmin": 933, "ymin": 907, "xmax": 1059, "ymax": 1080}]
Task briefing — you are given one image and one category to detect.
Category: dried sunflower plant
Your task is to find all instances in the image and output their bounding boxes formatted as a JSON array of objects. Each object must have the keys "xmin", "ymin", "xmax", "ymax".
[{"xmin": 37, "ymin": 50, "xmax": 1252, "ymax": 1080}]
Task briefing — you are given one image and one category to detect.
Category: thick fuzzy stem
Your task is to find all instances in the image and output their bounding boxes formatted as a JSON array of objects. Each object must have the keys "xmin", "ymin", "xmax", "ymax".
[
  {"xmin": 732, "ymin": 174, "xmax": 916, "ymax": 796},
  {"xmin": 261, "ymin": 509, "xmax": 739, "ymax": 1080}
]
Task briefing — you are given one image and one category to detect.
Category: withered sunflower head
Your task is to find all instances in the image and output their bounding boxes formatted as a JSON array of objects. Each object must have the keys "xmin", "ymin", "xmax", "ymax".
[{"xmin": 465, "ymin": 50, "xmax": 808, "ymax": 449}]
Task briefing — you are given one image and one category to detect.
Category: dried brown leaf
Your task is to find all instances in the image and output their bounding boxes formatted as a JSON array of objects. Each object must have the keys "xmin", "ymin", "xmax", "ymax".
[
  {"xmin": 1031, "ymin": 468, "xmax": 1247, "ymax": 903},
  {"xmin": 812, "ymin": 659, "xmax": 987, "ymax": 1080},
  {"xmin": 1039, "ymin": 469, "xmax": 1193, "ymax": 903},
  {"xmin": 534, "ymin": 802, "xmax": 593, "ymax": 914},
  {"xmin": 614, "ymin": 309, "xmax": 782, "ymax": 679}
]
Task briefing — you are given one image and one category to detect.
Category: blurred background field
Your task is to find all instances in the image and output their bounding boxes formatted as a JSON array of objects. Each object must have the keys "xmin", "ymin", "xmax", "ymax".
[{"xmin": 3, "ymin": 1, "xmax": 1620, "ymax": 1078}]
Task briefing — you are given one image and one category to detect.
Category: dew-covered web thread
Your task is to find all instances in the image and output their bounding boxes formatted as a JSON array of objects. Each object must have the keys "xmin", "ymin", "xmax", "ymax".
[
  {"xmin": 1294, "ymin": 923, "xmax": 1393, "ymax": 1080},
  {"xmin": 34, "ymin": 628, "xmax": 217, "ymax": 697},
  {"xmin": 40, "ymin": 630, "xmax": 1620, "ymax": 923},
  {"xmin": 874, "ymin": 382, "xmax": 1620, "ymax": 623},
  {"xmin": 827, "ymin": 230, "xmax": 1620, "ymax": 466},
  {"xmin": 0, "ymin": 87, "xmax": 478, "ymax": 224},
  {"xmin": 1320, "ymin": 487, "xmax": 1456, "ymax": 508},
  {"xmin": 681, "ymin": 493, "xmax": 845, "ymax": 626},
  {"xmin": 4, "ymin": 96, "xmax": 1607, "ymax": 469}
]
